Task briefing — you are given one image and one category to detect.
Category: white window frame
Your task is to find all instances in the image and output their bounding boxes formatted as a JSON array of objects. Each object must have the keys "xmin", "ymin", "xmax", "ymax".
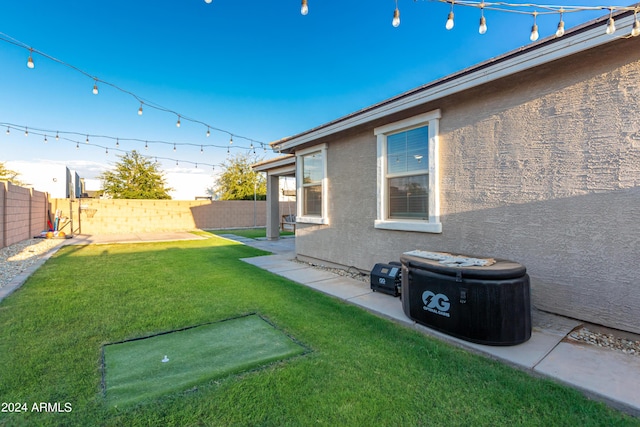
[
  {"xmin": 374, "ymin": 110, "xmax": 441, "ymax": 233},
  {"xmin": 296, "ymin": 143, "xmax": 329, "ymax": 225}
]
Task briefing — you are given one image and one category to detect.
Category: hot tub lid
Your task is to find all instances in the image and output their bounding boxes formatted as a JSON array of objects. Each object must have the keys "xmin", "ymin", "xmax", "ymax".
[{"xmin": 401, "ymin": 250, "xmax": 527, "ymax": 280}]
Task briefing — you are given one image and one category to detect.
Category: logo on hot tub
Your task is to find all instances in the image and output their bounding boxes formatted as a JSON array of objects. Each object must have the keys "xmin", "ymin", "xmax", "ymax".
[{"xmin": 422, "ymin": 291, "xmax": 451, "ymax": 317}]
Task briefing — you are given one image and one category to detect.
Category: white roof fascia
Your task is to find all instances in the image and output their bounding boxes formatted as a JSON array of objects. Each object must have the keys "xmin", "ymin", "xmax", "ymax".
[
  {"xmin": 278, "ymin": 14, "xmax": 636, "ymax": 152},
  {"xmin": 252, "ymin": 155, "xmax": 295, "ymax": 173},
  {"xmin": 263, "ymin": 164, "xmax": 296, "ymax": 176}
]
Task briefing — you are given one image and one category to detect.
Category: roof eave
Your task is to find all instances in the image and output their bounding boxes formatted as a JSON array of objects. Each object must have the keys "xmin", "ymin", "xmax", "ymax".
[{"xmin": 251, "ymin": 154, "xmax": 295, "ymax": 172}]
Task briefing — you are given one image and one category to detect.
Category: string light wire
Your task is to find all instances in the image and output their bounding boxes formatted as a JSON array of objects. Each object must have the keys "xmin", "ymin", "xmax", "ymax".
[
  {"xmin": 423, "ymin": 0, "xmax": 638, "ymax": 17},
  {"xmin": 299, "ymin": 0, "xmax": 640, "ymax": 37},
  {"xmin": 0, "ymin": 31, "xmax": 267, "ymax": 151},
  {"xmin": 2, "ymin": 2, "xmax": 638, "ymax": 162},
  {"xmin": 2, "ymin": 122, "xmax": 223, "ymax": 170},
  {"xmin": 426, "ymin": 0, "xmax": 640, "ymax": 39},
  {"xmin": 3, "ymin": 122, "xmax": 255, "ymax": 176},
  {"xmin": 0, "ymin": 121, "xmax": 262, "ymax": 154}
]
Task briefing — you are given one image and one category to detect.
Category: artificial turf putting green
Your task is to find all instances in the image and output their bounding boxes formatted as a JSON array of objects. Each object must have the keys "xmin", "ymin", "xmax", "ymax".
[{"xmin": 102, "ymin": 314, "xmax": 306, "ymax": 408}]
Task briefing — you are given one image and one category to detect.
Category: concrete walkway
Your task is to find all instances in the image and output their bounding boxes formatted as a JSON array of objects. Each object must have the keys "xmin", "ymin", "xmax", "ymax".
[
  {"xmin": 223, "ymin": 235, "xmax": 640, "ymax": 418},
  {"xmin": 2, "ymin": 232, "xmax": 638, "ymax": 417}
]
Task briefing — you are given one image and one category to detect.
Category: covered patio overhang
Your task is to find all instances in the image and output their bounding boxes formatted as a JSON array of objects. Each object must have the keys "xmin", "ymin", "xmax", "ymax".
[{"xmin": 252, "ymin": 155, "xmax": 296, "ymax": 240}]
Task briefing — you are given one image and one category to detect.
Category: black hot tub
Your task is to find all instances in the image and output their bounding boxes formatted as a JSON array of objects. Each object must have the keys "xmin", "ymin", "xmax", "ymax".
[{"xmin": 401, "ymin": 250, "xmax": 531, "ymax": 346}]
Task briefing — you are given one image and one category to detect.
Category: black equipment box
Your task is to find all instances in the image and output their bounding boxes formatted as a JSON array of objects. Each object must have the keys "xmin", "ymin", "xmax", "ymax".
[
  {"xmin": 371, "ymin": 263, "xmax": 401, "ymax": 297},
  {"xmin": 401, "ymin": 251, "xmax": 531, "ymax": 346}
]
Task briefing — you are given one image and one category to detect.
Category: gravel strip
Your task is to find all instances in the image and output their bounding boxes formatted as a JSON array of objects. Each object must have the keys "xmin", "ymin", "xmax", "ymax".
[
  {"xmin": 0, "ymin": 238, "xmax": 66, "ymax": 289},
  {"xmin": 569, "ymin": 327, "xmax": 640, "ymax": 357}
]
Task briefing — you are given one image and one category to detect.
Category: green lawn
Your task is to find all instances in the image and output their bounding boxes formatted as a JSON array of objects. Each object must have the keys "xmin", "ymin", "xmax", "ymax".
[
  {"xmin": 207, "ymin": 227, "xmax": 294, "ymax": 239},
  {"xmin": 0, "ymin": 235, "xmax": 637, "ymax": 426}
]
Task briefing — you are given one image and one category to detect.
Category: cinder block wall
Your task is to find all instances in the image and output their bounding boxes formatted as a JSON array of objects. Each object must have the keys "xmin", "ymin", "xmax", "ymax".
[
  {"xmin": 49, "ymin": 198, "xmax": 295, "ymax": 235},
  {"xmin": 31, "ymin": 189, "xmax": 48, "ymax": 238},
  {"xmin": 0, "ymin": 182, "xmax": 48, "ymax": 249}
]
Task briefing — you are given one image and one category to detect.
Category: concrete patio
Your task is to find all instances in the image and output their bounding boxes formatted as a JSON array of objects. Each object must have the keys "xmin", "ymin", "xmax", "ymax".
[{"xmin": 230, "ymin": 235, "xmax": 640, "ymax": 418}]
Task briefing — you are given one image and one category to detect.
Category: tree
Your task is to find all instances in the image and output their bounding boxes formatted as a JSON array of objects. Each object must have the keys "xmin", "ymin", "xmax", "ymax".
[
  {"xmin": 99, "ymin": 150, "xmax": 172, "ymax": 199},
  {"xmin": 0, "ymin": 162, "xmax": 26, "ymax": 186},
  {"xmin": 215, "ymin": 153, "xmax": 266, "ymax": 200}
]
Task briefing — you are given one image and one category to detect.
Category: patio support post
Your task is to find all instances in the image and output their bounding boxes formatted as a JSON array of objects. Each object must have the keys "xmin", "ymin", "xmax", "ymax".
[{"xmin": 266, "ymin": 174, "xmax": 280, "ymax": 240}]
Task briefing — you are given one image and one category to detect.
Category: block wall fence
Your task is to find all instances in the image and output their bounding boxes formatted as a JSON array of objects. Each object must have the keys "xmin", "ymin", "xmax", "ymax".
[
  {"xmin": 48, "ymin": 198, "xmax": 296, "ymax": 236},
  {"xmin": 1, "ymin": 181, "xmax": 49, "ymax": 249},
  {"xmin": 1, "ymin": 183, "xmax": 295, "ymax": 249}
]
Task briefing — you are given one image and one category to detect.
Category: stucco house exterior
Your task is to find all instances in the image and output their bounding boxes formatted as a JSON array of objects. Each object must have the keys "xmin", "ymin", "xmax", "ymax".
[{"xmin": 254, "ymin": 10, "xmax": 640, "ymax": 335}]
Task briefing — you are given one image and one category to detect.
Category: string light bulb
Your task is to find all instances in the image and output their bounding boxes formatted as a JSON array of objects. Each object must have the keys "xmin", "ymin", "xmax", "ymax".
[
  {"xmin": 92, "ymin": 80, "xmax": 99, "ymax": 95},
  {"xmin": 206, "ymin": 127, "xmax": 211, "ymax": 137},
  {"xmin": 76, "ymin": 142, "xmax": 79, "ymax": 149},
  {"xmin": 176, "ymin": 115, "xmax": 181, "ymax": 128},
  {"xmin": 25, "ymin": 127, "xmax": 28, "ymax": 137},
  {"xmin": 204, "ymin": 0, "xmax": 212, "ymax": 3},
  {"xmin": 44, "ymin": 135, "xmax": 48, "ymax": 143},
  {"xmin": 173, "ymin": 143, "xmax": 176, "ymax": 152},
  {"xmin": 6, "ymin": 126, "xmax": 9, "ymax": 135},
  {"xmin": 55, "ymin": 132, "xmax": 59, "ymax": 141},
  {"xmin": 606, "ymin": 9, "xmax": 616, "ymax": 34},
  {"xmin": 445, "ymin": 1, "xmax": 455, "ymax": 30},
  {"xmin": 479, "ymin": 16, "xmax": 487, "ymax": 34},
  {"xmin": 145, "ymin": 140, "xmax": 148, "ymax": 150},
  {"xmin": 116, "ymin": 138, "xmax": 119, "ymax": 147},
  {"xmin": 86, "ymin": 135, "xmax": 89, "ymax": 144},
  {"xmin": 392, "ymin": 2, "xmax": 400, "ymax": 27},
  {"xmin": 445, "ymin": 12, "xmax": 454, "ymax": 30},
  {"xmin": 479, "ymin": 4, "xmax": 487, "ymax": 34},
  {"xmin": 138, "ymin": 102, "xmax": 143, "ymax": 116},
  {"xmin": 556, "ymin": 10, "xmax": 566, "ymax": 37},
  {"xmin": 530, "ymin": 12, "xmax": 539, "ymax": 41},
  {"xmin": 632, "ymin": 11, "xmax": 640, "ymax": 37},
  {"xmin": 229, "ymin": 135, "xmax": 233, "ymax": 145},
  {"xmin": 301, "ymin": 0, "xmax": 308, "ymax": 15},
  {"xmin": 200, "ymin": 145, "xmax": 204, "ymax": 154},
  {"xmin": 27, "ymin": 49, "xmax": 34, "ymax": 69},
  {"xmin": 106, "ymin": 147, "xmax": 109, "ymax": 156}
]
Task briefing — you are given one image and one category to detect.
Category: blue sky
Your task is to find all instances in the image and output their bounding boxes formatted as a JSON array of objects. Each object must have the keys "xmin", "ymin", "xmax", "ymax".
[{"xmin": 0, "ymin": 0, "xmax": 612, "ymax": 191}]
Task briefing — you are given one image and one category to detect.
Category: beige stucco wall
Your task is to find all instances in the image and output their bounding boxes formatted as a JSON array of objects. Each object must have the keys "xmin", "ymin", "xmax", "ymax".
[{"xmin": 295, "ymin": 38, "xmax": 640, "ymax": 334}]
